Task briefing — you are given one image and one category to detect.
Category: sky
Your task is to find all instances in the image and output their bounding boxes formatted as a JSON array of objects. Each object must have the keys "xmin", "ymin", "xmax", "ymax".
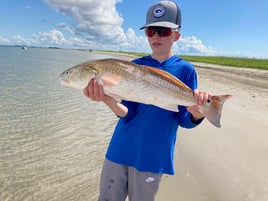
[{"xmin": 0, "ymin": 0, "xmax": 268, "ymax": 58}]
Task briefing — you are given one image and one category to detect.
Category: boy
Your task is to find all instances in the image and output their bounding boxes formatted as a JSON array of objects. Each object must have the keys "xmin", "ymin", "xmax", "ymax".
[{"xmin": 84, "ymin": 1, "xmax": 211, "ymax": 200}]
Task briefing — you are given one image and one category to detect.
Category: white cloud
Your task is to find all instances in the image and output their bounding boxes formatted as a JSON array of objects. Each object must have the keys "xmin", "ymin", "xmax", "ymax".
[
  {"xmin": 56, "ymin": 23, "xmax": 75, "ymax": 35},
  {"xmin": 174, "ymin": 36, "xmax": 216, "ymax": 55},
  {"xmin": 0, "ymin": 36, "xmax": 10, "ymax": 43},
  {"xmin": 0, "ymin": 0, "xmax": 216, "ymax": 56},
  {"xmin": 45, "ymin": 0, "xmax": 124, "ymax": 41},
  {"xmin": 13, "ymin": 35, "xmax": 33, "ymax": 46},
  {"xmin": 43, "ymin": 0, "xmax": 216, "ymax": 54},
  {"xmin": 33, "ymin": 29, "xmax": 68, "ymax": 46}
]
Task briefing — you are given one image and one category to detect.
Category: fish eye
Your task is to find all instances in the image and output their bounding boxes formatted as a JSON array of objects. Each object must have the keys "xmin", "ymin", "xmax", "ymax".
[{"xmin": 64, "ymin": 70, "xmax": 70, "ymax": 76}]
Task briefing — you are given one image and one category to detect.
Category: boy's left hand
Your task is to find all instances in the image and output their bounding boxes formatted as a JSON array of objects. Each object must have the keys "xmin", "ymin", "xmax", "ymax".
[{"xmin": 187, "ymin": 89, "xmax": 212, "ymax": 120}]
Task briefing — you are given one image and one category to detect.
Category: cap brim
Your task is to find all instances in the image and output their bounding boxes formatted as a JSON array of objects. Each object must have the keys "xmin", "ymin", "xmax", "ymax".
[{"xmin": 140, "ymin": 21, "xmax": 179, "ymax": 30}]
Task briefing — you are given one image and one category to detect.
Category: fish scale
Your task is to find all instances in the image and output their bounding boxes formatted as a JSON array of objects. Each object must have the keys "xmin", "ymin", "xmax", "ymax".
[{"xmin": 59, "ymin": 58, "xmax": 232, "ymax": 127}]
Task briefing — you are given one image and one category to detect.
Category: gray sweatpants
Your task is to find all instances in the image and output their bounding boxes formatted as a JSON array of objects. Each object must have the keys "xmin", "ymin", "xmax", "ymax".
[{"xmin": 98, "ymin": 159, "xmax": 162, "ymax": 201}]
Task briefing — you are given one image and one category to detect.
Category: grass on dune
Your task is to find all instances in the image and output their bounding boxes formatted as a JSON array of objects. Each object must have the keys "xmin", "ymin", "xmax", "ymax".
[
  {"xmin": 180, "ymin": 55, "xmax": 268, "ymax": 70},
  {"xmin": 94, "ymin": 50, "xmax": 268, "ymax": 70}
]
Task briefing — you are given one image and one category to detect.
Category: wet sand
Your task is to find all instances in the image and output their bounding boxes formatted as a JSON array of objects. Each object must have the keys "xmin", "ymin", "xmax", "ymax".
[{"xmin": 156, "ymin": 63, "xmax": 268, "ymax": 201}]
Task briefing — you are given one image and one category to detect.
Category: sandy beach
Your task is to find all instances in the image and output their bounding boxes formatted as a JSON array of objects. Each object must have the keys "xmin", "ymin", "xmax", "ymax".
[
  {"xmin": 155, "ymin": 63, "xmax": 268, "ymax": 201},
  {"xmin": 110, "ymin": 53, "xmax": 268, "ymax": 201}
]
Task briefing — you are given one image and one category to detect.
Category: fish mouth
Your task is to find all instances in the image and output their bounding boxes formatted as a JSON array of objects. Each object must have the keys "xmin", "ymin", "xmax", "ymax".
[{"xmin": 59, "ymin": 78, "xmax": 69, "ymax": 87}]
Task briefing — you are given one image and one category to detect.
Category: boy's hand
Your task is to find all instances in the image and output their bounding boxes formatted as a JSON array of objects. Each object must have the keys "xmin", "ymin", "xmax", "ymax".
[
  {"xmin": 83, "ymin": 79, "xmax": 107, "ymax": 102},
  {"xmin": 187, "ymin": 90, "xmax": 212, "ymax": 120}
]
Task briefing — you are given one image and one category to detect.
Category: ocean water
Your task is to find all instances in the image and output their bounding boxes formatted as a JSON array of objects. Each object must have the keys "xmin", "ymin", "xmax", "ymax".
[{"xmin": 0, "ymin": 46, "xmax": 118, "ymax": 200}]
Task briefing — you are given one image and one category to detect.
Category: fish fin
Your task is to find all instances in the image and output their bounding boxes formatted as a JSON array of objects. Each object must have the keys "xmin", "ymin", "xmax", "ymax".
[
  {"xmin": 100, "ymin": 74, "xmax": 122, "ymax": 87},
  {"xmin": 143, "ymin": 66, "xmax": 193, "ymax": 92},
  {"xmin": 202, "ymin": 95, "xmax": 232, "ymax": 128}
]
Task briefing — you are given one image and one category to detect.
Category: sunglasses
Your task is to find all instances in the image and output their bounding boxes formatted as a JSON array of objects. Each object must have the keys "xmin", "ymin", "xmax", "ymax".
[{"xmin": 145, "ymin": 27, "xmax": 175, "ymax": 37}]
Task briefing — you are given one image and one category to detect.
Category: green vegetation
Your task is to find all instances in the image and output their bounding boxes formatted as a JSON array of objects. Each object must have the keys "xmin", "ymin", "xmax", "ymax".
[
  {"xmin": 94, "ymin": 50, "xmax": 268, "ymax": 70},
  {"xmin": 180, "ymin": 55, "xmax": 268, "ymax": 70}
]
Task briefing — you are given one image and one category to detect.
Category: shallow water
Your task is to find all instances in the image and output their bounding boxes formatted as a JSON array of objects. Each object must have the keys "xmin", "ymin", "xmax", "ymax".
[{"xmin": 0, "ymin": 47, "xmax": 117, "ymax": 200}]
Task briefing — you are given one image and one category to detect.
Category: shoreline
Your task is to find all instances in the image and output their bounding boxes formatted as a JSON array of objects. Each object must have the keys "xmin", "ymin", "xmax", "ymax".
[
  {"xmin": 94, "ymin": 51, "xmax": 268, "ymax": 201},
  {"xmin": 92, "ymin": 50, "xmax": 268, "ymax": 70},
  {"xmin": 193, "ymin": 62, "xmax": 268, "ymax": 91}
]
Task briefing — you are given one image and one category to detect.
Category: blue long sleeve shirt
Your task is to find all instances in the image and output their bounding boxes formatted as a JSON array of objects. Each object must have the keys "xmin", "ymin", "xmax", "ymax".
[{"xmin": 106, "ymin": 55, "xmax": 201, "ymax": 175}]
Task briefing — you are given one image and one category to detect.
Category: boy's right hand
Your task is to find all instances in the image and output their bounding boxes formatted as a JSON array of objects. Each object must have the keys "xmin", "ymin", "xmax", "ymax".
[{"xmin": 83, "ymin": 79, "xmax": 108, "ymax": 102}]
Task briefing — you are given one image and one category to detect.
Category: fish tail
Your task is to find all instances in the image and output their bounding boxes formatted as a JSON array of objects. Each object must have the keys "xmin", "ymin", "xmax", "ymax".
[{"xmin": 202, "ymin": 95, "xmax": 232, "ymax": 128}]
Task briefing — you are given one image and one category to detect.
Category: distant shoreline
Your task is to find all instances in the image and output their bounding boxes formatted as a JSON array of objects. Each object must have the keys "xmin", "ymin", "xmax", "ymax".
[
  {"xmin": 92, "ymin": 50, "xmax": 138, "ymax": 59},
  {"xmin": 92, "ymin": 50, "xmax": 268, "ymax": 70},
  {"xmin": 3, "ymin": 45, "xmax": 267, "ymax": 69}
]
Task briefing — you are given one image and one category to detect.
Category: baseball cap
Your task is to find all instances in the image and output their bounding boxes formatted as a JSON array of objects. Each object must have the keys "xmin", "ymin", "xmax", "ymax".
[{"xmin": 140, "ymin": 0, "xmax": 181, "ymax": 30}]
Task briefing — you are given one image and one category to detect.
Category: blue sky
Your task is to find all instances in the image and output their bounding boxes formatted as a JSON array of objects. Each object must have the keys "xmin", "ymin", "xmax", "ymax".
[{"xmin": 0, "ymin": 0, "xmax": 267, "ymax": 58}]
